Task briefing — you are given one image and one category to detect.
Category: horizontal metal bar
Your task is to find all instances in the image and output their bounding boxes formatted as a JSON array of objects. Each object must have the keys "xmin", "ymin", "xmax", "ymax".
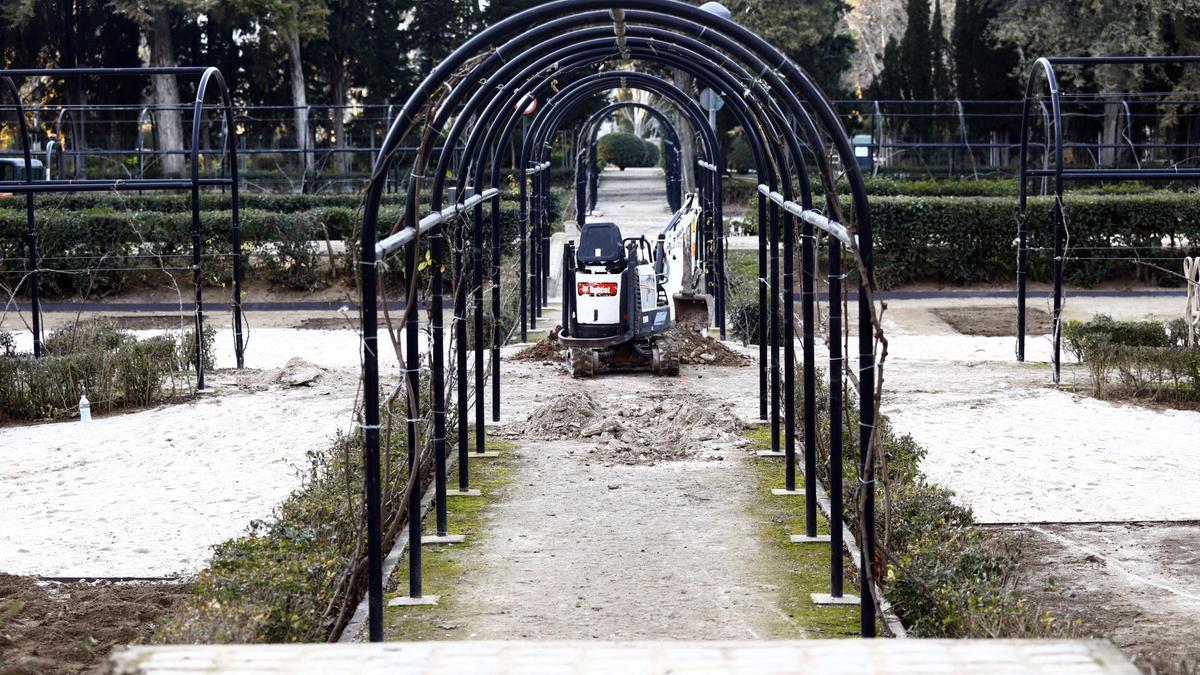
[
  {"xmin": 1, "ymin": 67, "xmax": 213, "ymax": 77},
  {"xmin": 1044, "ymin": 56, "xmax": 1200, "ymax": 65},
  {"xmin": 758, "ymin": 184, "xmax": 856, "ymax": 248},
  {"xmin": 375, "ymin": 187, "xmax": 499, "ymax": 259},
  {"xmin": 0, "ymin": 178, "xmax": 233, "ymax": 193},
  {"xmin": 697, "ymin": 159, "xmax": 718, "ymax": 171},
  {"xmin": 525, "ymin": 161, "xmax": 552, "ymax": 176},
  {"xmin": 1025, "ymin": 169, "xmax": 1200, "ymax": 180}
]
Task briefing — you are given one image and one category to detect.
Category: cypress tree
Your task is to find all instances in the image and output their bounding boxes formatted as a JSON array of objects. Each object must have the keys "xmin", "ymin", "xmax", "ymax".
[
  {"xmin": 931, "ymin": 0, "xmax": 951, "ymax": 100},
  {"xmin": 899, "ymin": 0, "xmax": 933, "ymax": 100}
]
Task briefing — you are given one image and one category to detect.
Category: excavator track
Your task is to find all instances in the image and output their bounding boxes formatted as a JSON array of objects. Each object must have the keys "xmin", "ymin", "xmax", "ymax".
[
  {"xmin": 567, "ymin": 347, "xmax": 598, "ymax": 378},
  {"xmin": 651, "ymin": 334, "xmax": 680, "ymax": 376}
]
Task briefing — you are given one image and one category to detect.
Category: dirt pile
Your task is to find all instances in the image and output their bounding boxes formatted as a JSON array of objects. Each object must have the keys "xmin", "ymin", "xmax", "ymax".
[
  {"xmin": 0, "ymin": 574, "xmax": 190, "ymax": 675},
  {"xmin": 522, "ymin": 391, "xmax": 746, "ymax": 465},
  {"xmin": 512, "ymin": 326, "xmax": 564, "ymax": 363},
  {"xmin": 522, "ymin": 390, "xmax": 601, "ymax": 439},
  {"xmin": 672, "ymin": 328, "xmax": 750, "ymax": 366}
]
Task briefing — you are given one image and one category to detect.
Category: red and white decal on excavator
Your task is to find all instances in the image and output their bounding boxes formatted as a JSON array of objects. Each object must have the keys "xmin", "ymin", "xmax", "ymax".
[{"xmin": 577, "ymin": 281, "xmax": 618, "ymax": 297}]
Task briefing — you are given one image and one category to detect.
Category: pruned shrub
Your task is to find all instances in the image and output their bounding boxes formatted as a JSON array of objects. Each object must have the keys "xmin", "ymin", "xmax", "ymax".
[
  {"xmin": 1064, "ymin": 315, "xmax": 1200, "ymax": 400},
  {"xmin": 597, "ymin": 132, "xmax": 657, "ymax": 170},
  {"xmin": 0, "ymin": 319, "xmax": 210, "ymax": 421}
]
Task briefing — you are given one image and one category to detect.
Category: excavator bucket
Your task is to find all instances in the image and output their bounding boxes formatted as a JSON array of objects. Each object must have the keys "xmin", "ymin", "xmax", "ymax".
[{"xmin": 671, "ymin": 292, "xmax": 714, "ymax": 330}]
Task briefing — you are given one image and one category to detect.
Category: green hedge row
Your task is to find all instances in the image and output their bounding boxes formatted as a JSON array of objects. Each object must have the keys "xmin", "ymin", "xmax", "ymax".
[
  {"xmin": 0, "ymin": 319, "xmax": 211, "ymax": 421},
  {"xmin": 867, "ymin": 192, "xmax": 1200, "ymax": 288},
  {"xmin": 0, "ymin": 196, "xmax": 559, "ymax": 296},
  {"xmin": 0, "ymin": 190, "xmax": 531, "ymax": 214},
  {"xmin": 1064, "ymin": 315, "xmax": 1200, "ymax": 400}
]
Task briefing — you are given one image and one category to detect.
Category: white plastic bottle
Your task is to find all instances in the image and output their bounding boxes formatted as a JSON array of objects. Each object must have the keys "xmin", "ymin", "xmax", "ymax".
[{"xmin": 79, "ymin": 393, "xmax": 91, "ymax": 422}]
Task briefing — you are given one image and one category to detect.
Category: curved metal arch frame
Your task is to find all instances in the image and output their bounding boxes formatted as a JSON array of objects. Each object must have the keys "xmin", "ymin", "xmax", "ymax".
[
  {"xmin": 578, "ymin": 101, "xmax": 683, "ymax": 214},
  {"xmin": 1015, "ymin": 56, "xmax": 1200, "ymax": 383},
  {"xmin": 359, "ymin": 0, "xmax": 879, "ymax": 642},
  {"xmin": 0, "ymin": 66, "xmax": 245, "ymax": 379},
  {"xmin": 511, "ymin": 32, "xmax": 826, "ymax": 537},
  {"xmin": 520, "ymin": 69, "xmax": 723, "ymax": 334}
]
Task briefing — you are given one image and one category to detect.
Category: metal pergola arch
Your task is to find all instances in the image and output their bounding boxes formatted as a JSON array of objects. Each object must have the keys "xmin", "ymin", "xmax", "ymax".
[
  {"xmin": 359, "ymin": 0, "xmax": 880, "ymax": 642},
  {"xmin": 0, "ymin": 66, "xmax": 245, "ymax": 381},
  {"xmin": 577, "ymin": 101, "xmax": 683, "ymax": 215},
  {"xmin": 1015, "ymin": 55, "xmax": 1200, "ymax": 383},
  {"xmin": 520, "ymin": 70, "xmax": 724, "ymax": 333}
]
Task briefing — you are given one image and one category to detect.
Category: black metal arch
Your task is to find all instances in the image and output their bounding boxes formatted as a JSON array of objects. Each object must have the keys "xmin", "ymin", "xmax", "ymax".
[
  {"xmin": 0, "ymin": 66, "xmax": 244, "ymax": 378},
  {"xmin": 1015, "ymin": 55, "xmax": 1200, "ymax": 382},
  {"xmin": 359, "ymin": 0, "xmax": 879, "ymax": 642},
  {"xmin": 577, "ymin": 101, "xmax": 683, "ymax": 214}
]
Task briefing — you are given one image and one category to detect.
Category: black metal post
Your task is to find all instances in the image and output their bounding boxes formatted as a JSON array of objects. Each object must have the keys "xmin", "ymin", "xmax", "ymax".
[
  {"xmin": 491, "ymin": 189, "xmax": 502, "ymax": 422},
  {"xmin": 828, "ymin": 233, "xmax": 844, "ymax": 599},
  {"xmin": 404, "ymin": 236, "xmax": 424, "ymax": 598},
  {"xmin": 802, "ymin": 202, "xmax": 818, "ymax": 536},
  {"xmin": 768, "ymin": 197, "xmax": 781, "ymax": 452},
  {"xmin": 757, "ymin": 192, "xmax": 767, "ymax": 420},
  {"xmin": 431, "ymin": 202, "xmax": 449, "ymax": 538},
  {"xmin": 783, "ymin": 207, "xmax": 796, "ymax": 491}
]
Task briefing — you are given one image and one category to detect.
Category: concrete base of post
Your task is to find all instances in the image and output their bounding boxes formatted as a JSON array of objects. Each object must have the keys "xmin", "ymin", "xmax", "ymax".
[
  {"xmin": 450, "ymin": 488, "xmax": 482, "ymax": 497},
  {"xmin": 755, "ymin": 450, "xmax": 785, "ymax": 458},
  {"xmin": 811, "ymin": 593, "xmax": 859, "ymax": 606},
  {"xmin": 770, "ymin": 488, "xmax": 805, "ymax": 496},
  {"xmin": 471, "ymin": 451, "xmax": 501, "ymax": 458},
  {"xmin": 387, "ymin": 595, "xmax": 440, "ymax": 607},
  {"xmin": 422, "ymin": 534, "xmax": 466, "ymax": 544},
  {"xmin": 790, "ymin": 534, "xmax": 831, "ymax": 544}
]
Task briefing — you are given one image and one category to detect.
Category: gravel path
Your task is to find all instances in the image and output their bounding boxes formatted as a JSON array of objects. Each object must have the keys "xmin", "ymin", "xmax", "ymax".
[
  {"xmin": 453, "ymin": 356, "xmax": 795, "ymax": 640},
  {"xmin": 588, "ymin": 167, "xmax": 674, "ymax": 237}
]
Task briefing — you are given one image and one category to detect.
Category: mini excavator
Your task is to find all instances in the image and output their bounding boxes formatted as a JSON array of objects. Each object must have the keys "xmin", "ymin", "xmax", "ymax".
[{"xmin": 559, "ymin": 193, "xmax": 713, "ymax": 377}]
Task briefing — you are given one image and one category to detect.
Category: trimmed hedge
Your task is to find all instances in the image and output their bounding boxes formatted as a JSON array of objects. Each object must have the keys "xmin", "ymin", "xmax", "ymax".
[
  {"xmin": 868, "ymin": 192, "xmax": 1200, "ymax": 288},
  {"xmin": 0, "ymin": 319, "xmax": 211, "ymax": 421},
  {"xmin": 0, "ymin": 195, "xmax": 559, "ymax": 296},
  {"xmin": 597, "ymin": 132, "xmax": 658, "ymax": 170},
  {"xmin": 1064, "ymin": 315, "xmax": 1200, "ymax": 400}
]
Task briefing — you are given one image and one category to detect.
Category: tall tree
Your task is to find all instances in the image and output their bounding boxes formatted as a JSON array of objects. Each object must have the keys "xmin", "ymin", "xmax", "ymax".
[
  {"xmin": 993, "ymin": 0, "xmax": 1200, "ymax": 164},
  {"xmin": 112, "ymin": 1, "xmax": 204, "ymax": 176},
  {"xmin": 951, "ymin": 0, "xmax": 1019, "ymax": 102},
  {"xmin": 930, "ymin": 0, "xmax": 950, "ymax": 101},
  {"xmin": 898, "ymin": 0, "xmax": 933, "ymax": 101},
  {"xmin": 721, "ymin": 0, "xmax": 855, "ymax": 97},
  {"xmin": 253, "ymin": 0, "xmax": 329, "ymax": 183}
]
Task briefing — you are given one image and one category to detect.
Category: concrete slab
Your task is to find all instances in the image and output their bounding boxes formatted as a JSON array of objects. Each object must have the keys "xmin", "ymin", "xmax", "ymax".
[
  {"xmin": 449, "ymin": 488, "xmax": 482, "ymax": 497},
  {"xmin": 790, "ymin": 534, "xmax": 832, "ymax": 544},
  {"xmin": 109, "ymin": 639, "xmax": 1139, "ymax": 674},
  {"xmin": 468, "ymin": 451, "xmax": 501, "ymax": 458},
  {"xmin": 770, "ymin": 489, "xmax": 805, "ymax": 496},
  {"xmin": 811, "ymin": 592, "xmax": 861, "ymax": 605},
  {"xmin": 422, "ymin": 534, "xmax": 466, "ymax": 544},
  {"xmin": 386, "ymin": 594, "xmax": 439, "ymax": 607},
  {"xmin": 755, "ymin": 450, "xmax": 785, "ymax": 457}
]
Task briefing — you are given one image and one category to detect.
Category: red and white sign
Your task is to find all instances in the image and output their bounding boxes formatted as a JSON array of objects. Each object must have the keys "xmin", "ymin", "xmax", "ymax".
[
  {"xmin": 516, "ymin": 95, "xmax": 538, "ymax": 116},
  {"xmin": 578, "ymin": 281, "xmax": 617, "ymax": 297}
]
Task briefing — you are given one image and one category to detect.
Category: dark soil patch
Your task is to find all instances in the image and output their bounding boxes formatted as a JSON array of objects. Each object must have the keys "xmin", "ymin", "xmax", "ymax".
[
  {"xmin": 932, "ymin": 306, "xmax": 1053, "ymax": 337},
  {"xmin": 673, "ymin": 328, "xmax": 750, "ymax": 366},
  {"xmin": 0, "ymin": 574, "xmax": 190, "ymax": 675},
  {"xmin": 294, "ymin": 317, "xmax": 360, "ymax": 330},
  {"xmin": 107, "ymin": 315, "xmax": 190, "ymax": 330},
  {"xmin": 513, "ymin": 326, "xmax": 563, "ymax": 363}
]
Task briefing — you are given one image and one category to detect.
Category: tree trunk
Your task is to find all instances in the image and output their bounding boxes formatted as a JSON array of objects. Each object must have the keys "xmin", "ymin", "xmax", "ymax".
[
  {"xmin": 1101, "ymin": 100, "xmax": 1122, "ymax": 167},
  {"xmin": 149, "ymin": 6, "xmax": 185, "ymax": 176},
  {"xmin": 672, "ymin": 69, "xmax": 696, "ymax": 192},
  {"xmin": 331, "ymin": 58, "xmax": 349, "ymax": 181},
  {"xmin": 285, "ymin": 24, "xmax": 311, "ymax": 193}
]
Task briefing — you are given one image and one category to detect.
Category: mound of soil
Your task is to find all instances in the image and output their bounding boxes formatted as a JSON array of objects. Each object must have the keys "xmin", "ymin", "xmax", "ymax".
[
  {"xmin": 932, "ymin": 306, "xmax": 1053, "ymax": 337},
  {"xmin": 522, "ymin": 391, "xmax": 745, "ymax": 466},
  {"xmin": 107, "ymin": 315, "xmax": 192, "ymax": 330},
  {"xmin": 512, "ymin": 326, "xmax": 563, "ymax": 364},
  {"xmin": 0, "ymin": 574, "xmax": 190, "ymax": 675},
  {"xmin": 294, "ymin": 317, "xmax": 360, "ymax": 330},
  {"xmin": 522, "ymin": 390, "xmax": 600, "ymax": 439},
  {"xmin": 672, "ymin": 328, "xmax": 750, "ymax": 366}
]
